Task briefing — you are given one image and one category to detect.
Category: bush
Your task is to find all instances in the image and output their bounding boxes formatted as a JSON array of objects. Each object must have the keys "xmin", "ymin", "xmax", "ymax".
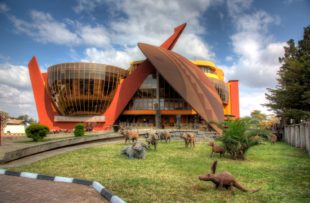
[
  {"xmin": 74, "ymin": 124, "xmax": 85, "ymax": 137},
  {"xmin": 25, "ymin": 123, "xmax": 49, "ymax": 142},
  {"xmin": 219, "ymin": 119, "xmax": 260, "ymax": 160}
]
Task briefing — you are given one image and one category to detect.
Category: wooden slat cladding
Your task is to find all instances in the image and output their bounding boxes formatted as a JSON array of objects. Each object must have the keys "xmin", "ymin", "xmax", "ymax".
[{"xmin": 47, "ymin": 63, "xmax": 127, "ymax": 116}]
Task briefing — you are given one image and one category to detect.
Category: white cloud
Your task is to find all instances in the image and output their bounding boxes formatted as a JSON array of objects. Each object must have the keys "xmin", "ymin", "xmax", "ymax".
[
  {"xmin": 0, "ymin": 64, "xmax": 36, "ymax": 119},
  {"xmin": 10, "ymin": 11, "xmax": 79, "ymax": 45},
  {"xmin": 78, "ymin": 25, "xmax": 110, "ymax": 47},
  {"xmin": 9, "ymin": 1, "xmax": 218, "ymax": 61},
  {"xmin": 73, "ymin": 0, "xmax": 104, "ymax": 13},
  {"xmin": 225, "ymin": 56, "xmax": 233, "ymax": 61},
  {"xmin": 174, "ymin": 33, "xmax": 215, "ymax": 60},
  {"xmin": 227, "ymin": 0, "xmax": 252, "ymax": 16},
  {"xmin": 10, "ymin": 10, "xmax": 110, "ymax": 47},
  {"xmin": 77, "ymin": 0, "xmax": 218, "ymax": 65},
  {"xmin": 222, "ymin": 0, "xmax": 285, "ymax": 88},
  {"xmin": 0, "ymin": 63, "xmax": 31, "ymax": 89},
  {"xmin": 107, "ymin": 0, "xmax": 216, "ymax": 60},
  {"xmin": 222, "ymin": 40, "xmax": 285, "ymax": 87},
  {"xmin": 82, "ymin": 46, "xmax": 144, "ymax": 69},
  {"xmin": 239, "ymin": 87, "xmax": 272, "ymax": 117},
  {"xmin": 0, "ymin": 2, "xmax": 9, "ymax": 13},
  {"xmin": 221, "ymin": 0, "xmax": 286, "ymax": 116}
]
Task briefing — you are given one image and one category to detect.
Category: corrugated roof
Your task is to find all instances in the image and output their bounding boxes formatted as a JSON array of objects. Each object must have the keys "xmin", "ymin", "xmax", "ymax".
[{"xmin": 7, "ymin": 119, "xmax": 24, "ymax": 125}]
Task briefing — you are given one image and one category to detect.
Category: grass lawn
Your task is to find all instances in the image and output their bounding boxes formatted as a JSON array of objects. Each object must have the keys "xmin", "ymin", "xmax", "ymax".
[{"xmin": 7, "ymin": 140, "xmax": 310, "ymax": 203}]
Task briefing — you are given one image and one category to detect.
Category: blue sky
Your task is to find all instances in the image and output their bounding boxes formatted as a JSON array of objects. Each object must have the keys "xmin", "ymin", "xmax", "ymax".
[{"xmin": 0, "ymin": 0, "xmax": 309, "ymax": 119}]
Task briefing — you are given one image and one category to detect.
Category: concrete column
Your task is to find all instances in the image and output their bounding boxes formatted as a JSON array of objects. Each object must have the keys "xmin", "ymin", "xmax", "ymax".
[
  {"xmin": 286, "ymin": 126, "xmax": 290, "ymax": 143},
  {"xmin": 284, "ymin": 126, "xmax": 288, "ymax": 142},
  {"xmin": 295, "ymin": 125, "xmax": 300, "ymax": 147},
  {"xmin": 292, "ymin": 125, "xmax": 297, "ymax": 147},
  {"xmin": 300, "ymin": 124, "xmax": 306, "ymax": 149},
  {"xmin": 306, "ymin": 122, "xmax": 310, "ymax": 154},
  {"xmin": 155, "ymin": 71, "xmax": 161, "ymax": 129},
  {"xmin": 290, "ymin": 126, "xmax": 294, "ymax": 146}
]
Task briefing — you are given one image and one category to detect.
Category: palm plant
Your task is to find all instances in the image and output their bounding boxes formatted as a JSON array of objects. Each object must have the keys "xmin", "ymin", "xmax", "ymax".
[{"xmin": 218, "ymin": 119, "xmax": 262, "ymax": 160}]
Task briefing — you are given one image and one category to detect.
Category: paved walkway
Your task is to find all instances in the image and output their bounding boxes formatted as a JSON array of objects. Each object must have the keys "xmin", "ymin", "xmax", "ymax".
[
  {"xmin": 0, "ymin": 175, "xmax": 107, "ymax": 203},
  {"xmin": 0, "ymin": 134, "xmax": 123, "ymax": 203}
]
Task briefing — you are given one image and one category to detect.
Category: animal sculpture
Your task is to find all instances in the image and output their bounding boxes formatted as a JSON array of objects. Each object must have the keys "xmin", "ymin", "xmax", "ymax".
[
  {"xmin": 181, "ymin": 133, "xmax": 195, "ymax": 148},
  {"xmin": 120, "ymin": 128, "xmax": 139, "ymax": 144},
  {"xmin": 121, "ymin": 141, "xmax": 149, "ymax": 159},
  {"xmin": 198, "ymin": 161, "xmax": 260, "ymax": 192},
  {"xmin": 208, "ymin": 141, "xmax": 225, "ymax": 157},
  {"xmin": 145, "ymin": 132, "xmax": 159, "ymax": 150},
  {"xmin": 158, "ymin": 131, "xmax": 171, "ymax": 143},
  {"xmin": 271, "ymin": 134, "xmax": 277, "ymax": 144}
]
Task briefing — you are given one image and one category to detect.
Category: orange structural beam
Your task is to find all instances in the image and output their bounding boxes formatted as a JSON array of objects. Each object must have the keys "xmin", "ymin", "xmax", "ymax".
[
  {"xmin": 160, "ymin": 23, "xmax": 187, "ymax": 50},
  {"xmin": 228, "ymin": 80, "xmax": 240, "ymax": 118},
  {"xmin": 28, "ymin": 57, "xmax": 55, "ymax": 128}
]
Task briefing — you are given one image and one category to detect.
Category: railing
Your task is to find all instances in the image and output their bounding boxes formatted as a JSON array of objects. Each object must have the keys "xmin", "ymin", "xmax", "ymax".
[
  {"xmin": 284, "ymin": 121, "xmax": 310, "ymax": 154},
  {"xmin": 118, "ymin": 122, "xmax": 210, "ymax": 131}
]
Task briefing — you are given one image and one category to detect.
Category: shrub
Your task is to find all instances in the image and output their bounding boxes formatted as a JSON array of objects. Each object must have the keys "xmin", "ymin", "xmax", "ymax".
[
  {"xmin": 219, "ymin": 119, "xmax": 259, "ymax": 160},
  {"xmin": 74, "ymin": 124, "xmax": 85, "ymax": 137},
  {"xmin": 25, "ymin": 123, "xmax": 49, "ymax": 142}
]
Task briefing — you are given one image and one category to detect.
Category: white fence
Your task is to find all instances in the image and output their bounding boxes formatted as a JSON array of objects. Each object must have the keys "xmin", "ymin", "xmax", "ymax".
[{"xmin": 284, "ymin": 121, "xmax": 310, "ymax": 154}]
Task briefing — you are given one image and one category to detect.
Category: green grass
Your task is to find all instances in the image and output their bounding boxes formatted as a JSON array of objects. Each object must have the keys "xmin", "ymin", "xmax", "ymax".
[{"xmin": 7, "ymin": 141, "xmax": 310, "ymax": 203}]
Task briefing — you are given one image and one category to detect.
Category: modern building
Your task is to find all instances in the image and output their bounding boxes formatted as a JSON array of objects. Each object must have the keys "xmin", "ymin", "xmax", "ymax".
[{"xmin": 28, "ymin": 23, "xmax": 239, "ymax": 133}]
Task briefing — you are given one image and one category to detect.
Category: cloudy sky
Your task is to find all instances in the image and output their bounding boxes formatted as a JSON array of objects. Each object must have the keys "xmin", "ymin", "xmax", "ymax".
[{"xmin": 0, "ymin": 0, "xmax": 309, "ymax": 120}]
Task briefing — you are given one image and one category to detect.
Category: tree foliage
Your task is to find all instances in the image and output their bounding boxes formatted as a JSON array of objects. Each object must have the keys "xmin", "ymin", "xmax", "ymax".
[
  {"xmin": 265, "ymin": 26, "xmax": 310, "ymax": 123},
  {"xmin": 17, "ymin": 114, "xmax": 35, "ymax": 123},
  {"xmin": 0, "ymin": 111, "xmax": 9, "ymax": 131}
]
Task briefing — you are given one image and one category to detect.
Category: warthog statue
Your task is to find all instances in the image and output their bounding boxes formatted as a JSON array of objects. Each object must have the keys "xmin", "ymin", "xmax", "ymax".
[{"xmin": 121, "ymin": 141, "xmax": 149, "ymax": 159}]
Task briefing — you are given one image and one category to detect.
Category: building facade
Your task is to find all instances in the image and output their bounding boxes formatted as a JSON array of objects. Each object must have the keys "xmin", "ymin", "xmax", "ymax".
[
  {"xmin": 4, "ymin": 119, "xmax": 27, "ymax": 134},
  {"xmin": 28, "ymin": 23, "xmax": 239, "ymax": 133}
]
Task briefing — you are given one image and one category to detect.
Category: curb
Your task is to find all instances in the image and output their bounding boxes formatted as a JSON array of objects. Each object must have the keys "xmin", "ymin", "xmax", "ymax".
[
  {"xmin": 0, "ymin": 168, "xmax": 126, "ymax": 203},
  {"xmin": 0, "ymin": 133, "xmax": 123, "ymax": 164}
]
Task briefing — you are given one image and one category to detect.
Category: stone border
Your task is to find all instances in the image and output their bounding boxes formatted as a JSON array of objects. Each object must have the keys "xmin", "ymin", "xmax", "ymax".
[
  {"xmin": 0, "ymin": 133, "xmax": 123, "ymax": 163},
  {"xmin": 0, "ymin": 168, "xmax": 126, "ymax": 203}
]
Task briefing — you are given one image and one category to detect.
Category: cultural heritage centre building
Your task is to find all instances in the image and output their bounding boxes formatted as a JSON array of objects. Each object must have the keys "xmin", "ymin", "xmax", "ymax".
[{"xmin": 28, "ymin": 23, "xmax": 239, "ymax": 133}]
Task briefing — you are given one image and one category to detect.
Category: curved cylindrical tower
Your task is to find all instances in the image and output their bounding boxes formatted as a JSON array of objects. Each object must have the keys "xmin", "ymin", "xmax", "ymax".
[{"xmin": 47, "ymin": 63, "xmax": 127, "ymax": 116}]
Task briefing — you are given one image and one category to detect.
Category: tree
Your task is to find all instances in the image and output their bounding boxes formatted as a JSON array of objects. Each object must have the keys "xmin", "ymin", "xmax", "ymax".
[
  {"xmin": 250, "ymin": 110, "xmax": 267, "ymax": 122},
  {"xmin": 0, "ymin": 111, "xmax": 9, "ymax": 145},
  {"xmin": 0, "ymin": 111, "xmax": 9, "ymax": 132},
  {"xmin": 17, "ymin": 114, "xmax": 35, "ymax": 123},
  {"xmin": 265, "ymin": 26, "xmax": 310, "ymax": 124}
]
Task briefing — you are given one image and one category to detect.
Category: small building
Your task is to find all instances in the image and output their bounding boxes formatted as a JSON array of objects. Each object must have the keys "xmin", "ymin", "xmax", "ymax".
[{"xmin": 4, "ymin": 119, "xmax": 27, "ymax": 134}]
